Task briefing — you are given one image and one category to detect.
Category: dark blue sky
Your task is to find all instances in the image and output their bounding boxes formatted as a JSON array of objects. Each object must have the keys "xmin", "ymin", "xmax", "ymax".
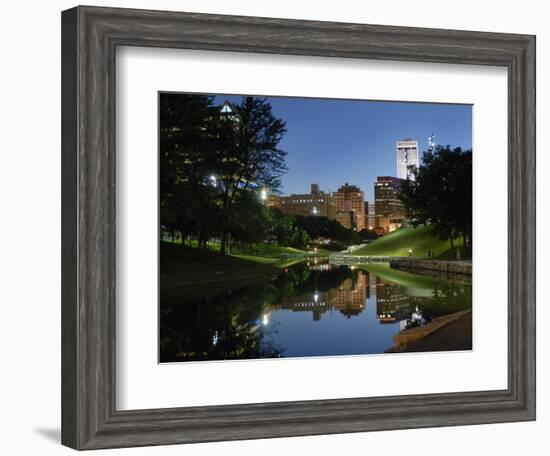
[{"xmin": 215, "ymin": 94, "xmax": 472, "ymax": 202}]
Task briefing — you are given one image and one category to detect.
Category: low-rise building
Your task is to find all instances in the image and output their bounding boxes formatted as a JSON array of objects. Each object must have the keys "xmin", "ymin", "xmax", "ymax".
[{"xmin": 267, "ymin": 183, "xmax": 336, "ymax": 219}]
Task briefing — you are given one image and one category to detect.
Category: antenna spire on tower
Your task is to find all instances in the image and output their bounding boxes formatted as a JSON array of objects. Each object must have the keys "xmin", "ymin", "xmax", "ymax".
[{"xmin": 428, "ymin": 133, "xmax": 435, "ymax": 152}]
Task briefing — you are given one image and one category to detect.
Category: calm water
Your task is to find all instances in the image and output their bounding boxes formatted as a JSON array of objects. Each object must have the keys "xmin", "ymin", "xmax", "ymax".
[{"xmin": 160, "ymin": 259, "xmax": 472, "ymax": 362}]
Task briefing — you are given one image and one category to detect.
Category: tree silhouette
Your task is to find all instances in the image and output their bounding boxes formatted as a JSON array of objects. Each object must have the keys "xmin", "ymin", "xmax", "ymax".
[
  {"xmin": 210, "ymin": 97, "xmax": 287, "ymax": 254},
  {"xmin": 400, "ymin": 146, "xmax": 472, "ymax": 255},
  {"xmin": 159, "ymin": 95, "xmax": 287, "ymax": 251}
]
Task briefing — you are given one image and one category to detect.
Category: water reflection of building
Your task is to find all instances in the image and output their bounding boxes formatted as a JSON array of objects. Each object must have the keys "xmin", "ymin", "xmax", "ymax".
[
  {"xmin": 375, "ymin": 278, "xmax": 410, "ymax": 323},
  {"xmin": 331, "ymin": 273, "xmax": 368, "ymax": 317},
  {"xmin": 278, "ymin": 271, "xmax": 369, "ymax": 321},
  {"xmin": 279, "ymin": 291, "xmax": 329, "ymax": 321}
]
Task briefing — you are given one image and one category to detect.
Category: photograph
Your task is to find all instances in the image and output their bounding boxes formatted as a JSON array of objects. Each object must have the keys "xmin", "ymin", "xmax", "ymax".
[{"xmin": 158, "ymin": 93, "xmax": 473, "ymax": 362}]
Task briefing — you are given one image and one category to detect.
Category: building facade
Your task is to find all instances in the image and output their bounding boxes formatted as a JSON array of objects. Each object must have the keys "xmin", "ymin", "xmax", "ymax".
[
  {"xmin": 367, "ymin": 201, "xmax": 376, "ymax": 230},
  {"xmin": 396, "ymin": 139, "xmax": 419, "ymax": 180},
  {"xmin": 333, "ymin": 183, "xmax": 366, "ymax": 231},
  {"xmin": 268, "ymin": 183, "xmax": 371, "ymax": 232},
  {"xmin": 374, "ymin": 176, "xmax": 406, "ymax": 233},
  {"xmin": 268, "ymin": 183, "xmax": 336, "ymax": 219}
]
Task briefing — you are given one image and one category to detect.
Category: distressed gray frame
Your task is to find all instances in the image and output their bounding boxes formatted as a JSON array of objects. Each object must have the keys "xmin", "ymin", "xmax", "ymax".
[{"xmin": 61, "ymin": 5, "xmax": 536, "ymax": 450}]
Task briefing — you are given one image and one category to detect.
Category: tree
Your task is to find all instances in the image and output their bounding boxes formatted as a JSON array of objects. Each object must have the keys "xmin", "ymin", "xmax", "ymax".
[
  {"xmin": 358, "ymin": 228, "xmax": 379, "ymax": 242},
  {"xmin": 159, "ymin": 93, "xmax": 219, "ymax": 245},
  {"xmin": 293, "ymin": 215, "xmax": 360, "ymax": 247},
  {"xmin": 210, "ymin": 97, "xmax": 287, "ymax": 255},
  {"xmin": 159, "ymin": 95, "xmax": 287, "ymax": 252},
  {"xmin": 229, "ymin": 192, "xmax": 270, "ymax": 252},
  {"xmin": 400, "ymin": 146, "xmax": 472, "ymax": 256}
]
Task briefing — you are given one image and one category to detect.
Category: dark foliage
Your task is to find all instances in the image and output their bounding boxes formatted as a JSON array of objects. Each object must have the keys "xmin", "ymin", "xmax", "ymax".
[{"xmin": 400, "ymin": 146, "xmax": 472, "ymax": 253}]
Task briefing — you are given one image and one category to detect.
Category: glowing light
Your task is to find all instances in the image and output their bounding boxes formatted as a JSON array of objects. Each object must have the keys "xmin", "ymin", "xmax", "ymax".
[
  {"xmin": 314, "ymin": 292, "xmax": 319, "ymax": 303},
  {"xmin": 260, "ymin": 188, "xmax": 268, "ymax": 201},
  {"xmin": 262, "ymin": 314, "xmax": 269, "ymax": 326}
]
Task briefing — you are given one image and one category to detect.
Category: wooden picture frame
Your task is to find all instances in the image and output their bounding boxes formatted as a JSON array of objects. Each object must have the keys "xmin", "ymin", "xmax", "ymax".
[{"xmin": 61, "ymin": 5, "xmax": 536, "ymax": 450}]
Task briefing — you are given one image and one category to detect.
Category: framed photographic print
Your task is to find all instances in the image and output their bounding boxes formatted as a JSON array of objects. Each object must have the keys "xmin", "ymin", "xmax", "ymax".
[{"xmin": 61, "ymin": 5, "xmax": 536, "ymax": 450}]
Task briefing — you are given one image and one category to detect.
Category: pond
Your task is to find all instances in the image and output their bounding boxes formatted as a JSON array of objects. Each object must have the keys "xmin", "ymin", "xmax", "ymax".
[{"xmin": 160, "ymin": 258, "xmax": 472, "ymax": 362}]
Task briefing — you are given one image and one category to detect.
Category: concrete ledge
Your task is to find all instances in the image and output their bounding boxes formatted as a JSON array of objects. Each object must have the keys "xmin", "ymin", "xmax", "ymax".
[{"xmin": 392, "ymin": 310, "xmax": 472, "ymax": 349}]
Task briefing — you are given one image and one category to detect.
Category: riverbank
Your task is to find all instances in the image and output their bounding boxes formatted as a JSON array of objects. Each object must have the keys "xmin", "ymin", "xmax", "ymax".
[
  {"xmin": 161, "ymin": 242, "xmax": 280, "ymax": 301},
  {"xmin": 388, "ymin": 311, "xmax": 472, "ymax": 353}
]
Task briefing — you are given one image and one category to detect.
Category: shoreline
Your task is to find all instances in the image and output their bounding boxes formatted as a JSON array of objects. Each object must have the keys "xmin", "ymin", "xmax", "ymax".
[{"xmin": 388, "ymin": 311, "xmax": 472, "ymax": 353}]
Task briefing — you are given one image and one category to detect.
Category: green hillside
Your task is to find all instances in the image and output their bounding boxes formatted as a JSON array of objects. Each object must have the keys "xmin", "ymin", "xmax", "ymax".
[{"xmin": 352, "ymin": 225, "xmax": 463, "ymax": 257}]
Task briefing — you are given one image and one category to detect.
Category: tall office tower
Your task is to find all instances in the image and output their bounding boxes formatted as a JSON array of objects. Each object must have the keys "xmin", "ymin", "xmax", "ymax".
[
  {"xmin": 374, "ymin": 176, "xmax": 406, "ymax": 233},
  {"xmin": 396, "ymin": 139, "xmax": 419, "ymax": 180}
]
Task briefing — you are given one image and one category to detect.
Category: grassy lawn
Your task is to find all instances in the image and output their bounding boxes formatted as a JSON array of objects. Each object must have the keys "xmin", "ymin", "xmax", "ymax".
[
  {"xmin": 160, "ymin": 242, "xmax": 279, "ymax": 300},
  {"xmin": 352, "ymin": 225, "xmax": 464, "ymax": 257},
  {"xmin": 236, "ymin": 243, "xmax": 308, "ymax": 256},
  {"xmin": 163, "ymin": 239, "xmax": 329, "ymax": 273},
  {"xmin": 165, "ymin": 239, "xmax": 327, "ymax": 257}
]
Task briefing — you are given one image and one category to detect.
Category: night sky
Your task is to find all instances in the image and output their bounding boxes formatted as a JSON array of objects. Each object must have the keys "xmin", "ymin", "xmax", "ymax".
[{"xmin": 213, "ymin": 94, "xmax": 472, "ymax": 203}]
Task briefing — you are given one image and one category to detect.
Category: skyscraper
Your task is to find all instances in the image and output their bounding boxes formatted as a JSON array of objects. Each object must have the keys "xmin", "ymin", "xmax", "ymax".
[
  {"xmin": 396, "ymin": 139, "xmax": 419, "ymax": 180},
  {"xmin": 374, "ymin": 176, "xmax": 406, "ymax": 233}
]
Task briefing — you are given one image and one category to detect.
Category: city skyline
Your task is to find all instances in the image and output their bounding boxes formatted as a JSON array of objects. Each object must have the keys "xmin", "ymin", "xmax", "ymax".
[
  {"xmin": 214, "ymin": 94, "xmax": 472, "ymax": 202},
  {"xmin": 160, "ymin": 92, "xmax": 473, "ymax": 362}
]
